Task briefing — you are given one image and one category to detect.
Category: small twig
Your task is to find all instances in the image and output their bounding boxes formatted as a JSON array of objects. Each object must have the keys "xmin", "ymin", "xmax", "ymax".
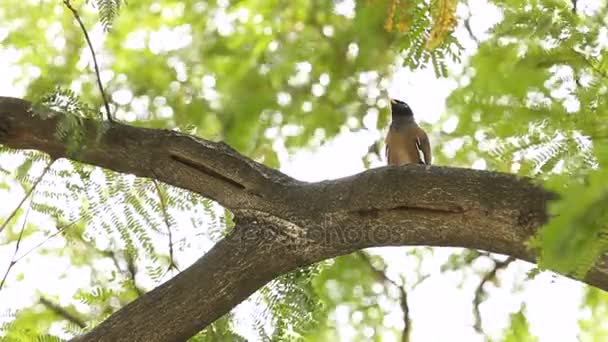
[
  {"xmin": 101, "ymin": 249, "xmax": 144, "ymax": 297},
  {"xmin": 12, "ymin": 214, "xmax": 87, "ymax": 265},
  {"xmin": 153, "ymin": 180, "xmax": 180, "ymax": 277},
  {"xmin": 581, "ymin": 54, "xmax": 608, "ymax": 80},
  {"xmin": 0, "ymin": 206, "xmax": 32, "ymax": 291},
  {"xmin": 472, "ymin": 256, "xmax": 516, "ymax": 334},
  {"xmin": 571, "ymin": 0, "xmax": 578, "ymax": 13},
  {"xmin": 463, "ymin": 6, "xmax": 480, "ymax": 45},
  {"xmin": 88, "ymin": 243, "xmax": 144, "ymax": 297},
  {"xmin": 124, "ymin": 253, "xmax": 145, "ymax": 296},
  {"xmin": 62, "ymin": 0, "xmax": 113, "ymax": 122},
  {"xmin": 358, "ymin": 251, "xmax": 411, "ymax": 342},
  {"xmin": 0, "ymin": 161, "xmax": 54, "ymax": 235},
  {"xmin": 39, "ymin": 296, "xmax": 87, "ymax": 328}
]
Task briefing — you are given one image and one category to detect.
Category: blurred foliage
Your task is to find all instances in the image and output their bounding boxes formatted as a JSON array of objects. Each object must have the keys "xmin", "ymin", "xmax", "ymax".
[
  {"xmin": 1, "ymin": 0, "xmax": 608, "ymax": 341},
  {"xmin": 494, "ymin": 304, "xmax": 538, "ymax": 342},
  {"xmin": 310, "ymin": 254, "xmax": 396, "ymax": 341},
  {"xmin": 578, "ymin": 287, "xmax": 608, "ymax": 341},
  {"xmin": 445, "ymin": 0, "xmax": 608, "ymax": 279}
]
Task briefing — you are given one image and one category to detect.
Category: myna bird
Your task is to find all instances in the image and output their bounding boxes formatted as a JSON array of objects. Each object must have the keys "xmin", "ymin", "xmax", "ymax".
[{"xmin": 385, "ymin": 98, "xmax": 432, "ymax": 165}]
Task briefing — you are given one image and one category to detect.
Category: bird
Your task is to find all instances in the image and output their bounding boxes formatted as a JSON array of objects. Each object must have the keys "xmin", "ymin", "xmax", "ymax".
[{"xmin": 385, "ymin": 98, "xmax": 432, "ymax": 165}]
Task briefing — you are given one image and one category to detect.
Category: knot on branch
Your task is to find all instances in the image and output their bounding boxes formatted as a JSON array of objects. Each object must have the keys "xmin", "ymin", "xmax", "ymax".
[{"xmin": 232, "ymin": 209, "xmax": 307, "ymax": 243}]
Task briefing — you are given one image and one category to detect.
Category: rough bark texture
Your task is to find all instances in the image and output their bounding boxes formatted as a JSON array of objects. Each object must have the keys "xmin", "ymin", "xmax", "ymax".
[{"xmin": 1, "ymin": 96, "xmax": 607, "ymax": 341}]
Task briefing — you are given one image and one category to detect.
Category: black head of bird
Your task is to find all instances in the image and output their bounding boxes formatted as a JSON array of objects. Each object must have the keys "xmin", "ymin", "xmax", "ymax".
[{"xmin": 390, "ymin": 98, "xmax": 414, "ymax": 118}]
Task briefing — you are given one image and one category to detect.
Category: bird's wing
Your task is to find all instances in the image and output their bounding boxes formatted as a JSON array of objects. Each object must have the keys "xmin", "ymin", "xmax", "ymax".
[
  {"xmin": 416, "ymin": 128, "xmax": 432, "ymax": 165},
  {"xmin": 385, "ymin": 131, "xmax": 394, "ymax": 165},
  {"xmin": 384, "ymin": 143, "xmax": 389, "ymax": 163}
]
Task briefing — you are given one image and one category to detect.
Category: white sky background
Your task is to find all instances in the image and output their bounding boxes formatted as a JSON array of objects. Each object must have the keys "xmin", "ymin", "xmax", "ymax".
[{"xmin": 0, "ymin": 0, "xmax": 604, "ymax": 341}]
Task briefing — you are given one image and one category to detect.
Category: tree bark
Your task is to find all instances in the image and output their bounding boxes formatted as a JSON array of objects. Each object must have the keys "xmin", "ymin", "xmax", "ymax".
[{"xmin": 1, "ymin": 96, "xmax": 606, "ymax": 341}]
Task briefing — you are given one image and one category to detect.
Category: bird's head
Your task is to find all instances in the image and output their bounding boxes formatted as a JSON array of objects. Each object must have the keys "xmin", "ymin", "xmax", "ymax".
[{"xmin": 390, "ymin": 98, "xmax": 414, "ymax": 118}]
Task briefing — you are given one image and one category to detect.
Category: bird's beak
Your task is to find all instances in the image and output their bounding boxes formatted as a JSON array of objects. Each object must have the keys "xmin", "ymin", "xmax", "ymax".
[{"xmin": 390, "ymin": 98, "xmax": 396, "ymax": 104}]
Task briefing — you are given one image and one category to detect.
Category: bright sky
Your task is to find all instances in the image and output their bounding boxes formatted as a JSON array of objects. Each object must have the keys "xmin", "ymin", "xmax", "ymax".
[{"xmin": 0, "ymin": 0, "xmax": 601, "ymax": 341}]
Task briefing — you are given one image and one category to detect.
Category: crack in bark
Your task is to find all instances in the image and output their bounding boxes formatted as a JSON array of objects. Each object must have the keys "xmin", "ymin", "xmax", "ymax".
[
  {"xmin": 170, "ymin": 150, "xmax": 246, "ymax": 190},
  {"xmin": 390, "ymin": 204, "xmax": 466, "ymax": 214},
  {"xmin": 354, "ymin": 203, "xmax": 465, "ymax": 218}
]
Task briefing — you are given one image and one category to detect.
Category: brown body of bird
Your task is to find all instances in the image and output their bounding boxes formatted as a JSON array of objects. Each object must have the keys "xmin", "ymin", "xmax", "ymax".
[{"xmin": 385, "ymin": 99, "xmax": 432, "ymax": 165}]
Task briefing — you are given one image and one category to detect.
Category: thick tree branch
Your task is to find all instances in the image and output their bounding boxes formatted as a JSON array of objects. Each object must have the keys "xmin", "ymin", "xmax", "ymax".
[
  {"xmin": 72, "ymin": 215, "xmax": 299, "ymax": 342},
  {"xmin": 0, "ymin": 97, "xmax": 295, "ymax": 212},
  {"xmin": 1, "ymin": 96, "xmax": 608, "ymax": 341}
]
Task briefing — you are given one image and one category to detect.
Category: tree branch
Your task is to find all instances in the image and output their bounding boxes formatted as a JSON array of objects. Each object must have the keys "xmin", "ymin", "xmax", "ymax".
[
  {"xmin": 40, "ymin": 296, "xmax": 87, "ymax": 329},
  {"xmin": 358, "ymin": 251, "xmax": 411, "ymax": 342},
  {"xmin": 72, "ymin": 214, "xmax": 299, "ymax": 342},
  {"xmin": 62, "ymin": 0, "xmax": 113, "ymax": 122},
  {"xmin": 1, "ymin": 96, "xmax": 607, "ymax": 342},
  {"xmin": 472, "ymin": 256, "xmax": 516, "ymax": 334},
  {"xmin": 153, "ymin": 179, "xmax": 180, "ymax": 275},
  {"xmin": 0, "ymin": 97, "xmax": 295, "ymax": 211}
]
